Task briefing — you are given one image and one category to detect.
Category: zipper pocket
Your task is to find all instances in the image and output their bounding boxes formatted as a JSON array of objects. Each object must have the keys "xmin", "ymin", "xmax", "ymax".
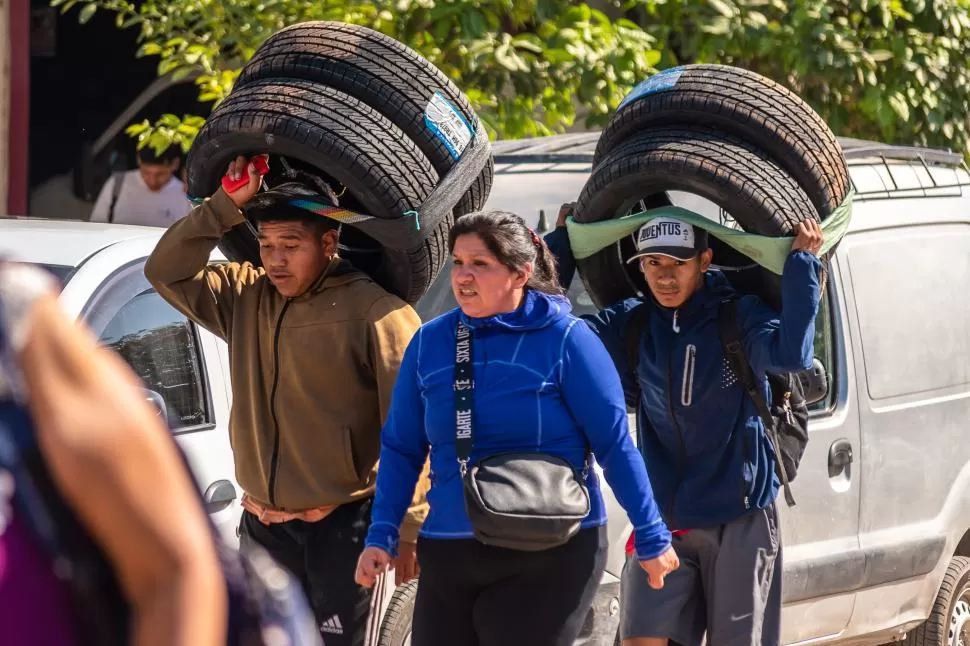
[
  {"xmin": 741, "ymin": 428, "xmax": 752, "ymax": 510},
  {"xmin": 681, "ymin": 344, "xmax": 696, "ymax": 407},
  {"xmin": 666, "ymin": 350, "xmax": 687, "ymax": 527}
]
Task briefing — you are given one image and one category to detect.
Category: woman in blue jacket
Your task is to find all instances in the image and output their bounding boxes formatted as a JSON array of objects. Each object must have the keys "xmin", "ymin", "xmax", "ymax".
[{"xmin": 355, "ymin": 211, "xmax": 679, "ymax": 646}]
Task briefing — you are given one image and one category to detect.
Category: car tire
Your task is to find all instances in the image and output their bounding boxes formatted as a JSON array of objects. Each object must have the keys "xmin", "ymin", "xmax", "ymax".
[
  {"xmin": 377, "ymin": 579, "xmax": 419, "ymax": 646},
  {"xmin": 593, "ymin": 64, "xmax": 849, "ymax": 218},
  {"xmin": 901, "ymin": 555, "xmax": 970, "ymax": 646},
  {"xmin": 185, "ymin": 78, "xmax": 450, "ymax": 305},
  {"xmin": 234, "ymin": 21, "xmax": 493, "ymax": 218},
  {"xmin": 574, "ymin": 126, "xmax": 818, "ymax": 310}
]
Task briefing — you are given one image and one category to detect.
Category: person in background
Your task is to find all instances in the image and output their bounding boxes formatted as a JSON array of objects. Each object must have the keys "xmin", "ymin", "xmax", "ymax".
[
  {"xmin": 545, "ymin": 207, "xmax": 824, "ymax": 646},
  {"xmin": 145, "ymin": 156, "xmax": 428, "ymax": 646},
  {"xmin": 355, "ymin": 211, "xmax": 679, "ymax": 646},
  {"xmin": 89, "ymin": 146, "xmax": 192, "ymax": 227},
  {"xmin": 0, "ymin": 260, "xmax": 227, "ymax": 646}
]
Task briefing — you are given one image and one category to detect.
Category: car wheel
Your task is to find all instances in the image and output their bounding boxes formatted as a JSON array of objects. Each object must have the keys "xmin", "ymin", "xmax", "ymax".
[
  {"xmin": 234, "ymin": 21, "xmax": 493, "ymax": 219},
  {"xmin": 185, "ymin": 78, "xmax": 451, "ymax": 305},
  {"xmin": 902, "ymin": 556, "xmax": 970, "ymax": 646},
  {"xmin": 593, "ymin": 64, "xmax": 849, "ymax": 220},
  {"xmin": 573, "ymin": 126, "xmax": 818, "ymax": 311}
]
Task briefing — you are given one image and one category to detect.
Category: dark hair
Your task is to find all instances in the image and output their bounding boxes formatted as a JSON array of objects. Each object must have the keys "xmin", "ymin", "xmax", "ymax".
[
  {"xmin": 448, "ymin": 211, "xmax": 565, "ymax": 297},
  {"xmin": 245, "ymin": 169, "xmax": 341, "ymax": 238},
  {"xmin": 137, "ymin": 146, "xmax": 181, "ymax": 166}
]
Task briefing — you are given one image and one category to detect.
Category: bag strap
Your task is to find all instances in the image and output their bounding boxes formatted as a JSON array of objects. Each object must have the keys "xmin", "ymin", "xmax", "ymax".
[
  {"xmin": 107, "ymin": 172, "xmax": 124, "ymax": 224},
  {"xmin": 454, "ymin": 321, "xmax": 474, "ymax": 475},
  {"xmin": 716, "ymin": 298, "xmax": 796, "ymax": 506},
  {"xmin": 626, "ymin": 303, "xmax": 650, "ymax": 386},
  {"xmin": 453, "ymin": 319, "xmax": 590, "ymax": 479},
  {"xmin": 624, "ymin": 302, "xmax": 651, "ymax": 442}
]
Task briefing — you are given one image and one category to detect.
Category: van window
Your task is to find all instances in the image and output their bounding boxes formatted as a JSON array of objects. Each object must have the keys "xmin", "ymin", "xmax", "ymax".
[
  {"xmin": 848, "ymin": 224, "xmax": 970, "ymax": 400},
  {"xmin": 810, "ymin": 288, "xmax": 837, "ymax": 412}
]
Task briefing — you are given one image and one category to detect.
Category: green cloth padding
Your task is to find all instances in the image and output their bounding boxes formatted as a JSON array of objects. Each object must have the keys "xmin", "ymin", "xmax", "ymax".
[{"xmin": 565, "ymin": 189, "xmax": 854, "ymax": 275}]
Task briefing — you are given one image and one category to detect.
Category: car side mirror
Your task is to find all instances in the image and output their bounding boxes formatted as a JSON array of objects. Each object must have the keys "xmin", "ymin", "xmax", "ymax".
[
  {"xmin": 142, "ymin": 388, "xmax": 170, "ymax": 426},
  {"xmin": 796, "ymin": 358, "xmax": 828, "ymax": 406}
]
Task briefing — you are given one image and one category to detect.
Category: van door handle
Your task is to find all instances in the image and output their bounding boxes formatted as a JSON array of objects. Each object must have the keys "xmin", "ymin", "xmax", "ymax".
[
  {"xmin": 204, "ymin": 480, "xmax": 237, "ymax": 513},
  {"xmin": 828, "ymin": 439, "xmax": 853, "ymax": 477}
]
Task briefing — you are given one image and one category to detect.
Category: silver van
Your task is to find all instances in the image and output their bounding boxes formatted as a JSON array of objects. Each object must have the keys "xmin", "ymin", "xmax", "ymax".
[{"xmin": 373, "ymin": 132, "xmax": 970, "ymax": 646}]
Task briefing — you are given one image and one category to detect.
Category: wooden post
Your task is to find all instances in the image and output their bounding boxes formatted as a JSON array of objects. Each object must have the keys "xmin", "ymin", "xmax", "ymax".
[
  {"xmin": 5, "ymin": 0, "xmax": 28, "ymax": 216},
  {"xmin": 0, "ymin": 0, "xmax": 10, "ymax": 214}
]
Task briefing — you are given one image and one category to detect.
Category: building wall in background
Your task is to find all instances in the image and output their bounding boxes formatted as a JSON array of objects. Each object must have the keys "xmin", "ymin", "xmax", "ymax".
[
  {"xmin": 0, "ymin": 0, "xmax": 9, "ymax": 213},
  {"xmin": 7, "ymin": 0, "xmax": 29, "ymax": 216}
]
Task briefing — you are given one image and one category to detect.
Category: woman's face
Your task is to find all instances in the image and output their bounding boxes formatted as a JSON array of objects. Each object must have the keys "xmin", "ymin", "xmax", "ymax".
[{"xmin": 451, "ymin": 233, "xmax": 531, "ymax": 318}]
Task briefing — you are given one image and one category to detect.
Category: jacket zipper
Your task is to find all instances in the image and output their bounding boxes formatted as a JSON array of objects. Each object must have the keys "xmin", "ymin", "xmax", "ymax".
[
  {"xmin": 681, "ymin": 344, "xmax": 696, "ymax": 407},
  {"xmin": 665, "ymin": 310, "xmax": 688, "ymax": 525},
  {"xmin": 741, "ymin": 428, "xmax": 752, "ymax": 510},
  {"xmin": 267, "ymin": 299, "xmax": 293, "ymax": 507}
]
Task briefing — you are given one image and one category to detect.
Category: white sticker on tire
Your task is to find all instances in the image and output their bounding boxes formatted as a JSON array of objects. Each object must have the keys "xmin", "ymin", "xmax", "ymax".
[{"xmin": 424, "ymin": 91, "xmax": 474, "ymax": 160}]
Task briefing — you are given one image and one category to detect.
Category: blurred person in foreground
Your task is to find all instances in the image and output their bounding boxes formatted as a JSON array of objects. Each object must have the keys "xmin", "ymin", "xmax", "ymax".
[{"xmin": 0, "ymin": 260, "xmax": 226, "ymax": 645}]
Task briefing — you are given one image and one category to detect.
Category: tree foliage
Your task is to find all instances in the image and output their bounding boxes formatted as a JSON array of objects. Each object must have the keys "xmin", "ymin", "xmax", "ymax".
[
  {"xmin": 54, "ymin": 0, "xmax": 970, "ymax": 158},
  {"xmin": 51, "ymin": 0, "xmax": 661, "ymax": 152},
  {"xmin": 637, "ymin": 0, "xmax": 970, "ymax": 157}
]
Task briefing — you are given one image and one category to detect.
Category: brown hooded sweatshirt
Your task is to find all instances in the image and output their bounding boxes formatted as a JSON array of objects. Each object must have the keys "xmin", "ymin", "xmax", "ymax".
[{"xmin": 145, "ymin": 188, "xmax": 428, "ymax": 541}]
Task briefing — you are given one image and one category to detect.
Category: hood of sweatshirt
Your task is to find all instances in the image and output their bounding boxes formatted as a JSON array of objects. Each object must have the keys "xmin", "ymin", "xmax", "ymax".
[{"xmin": 458, "ymin": 289, "xmax": 572, "ymax": 332}]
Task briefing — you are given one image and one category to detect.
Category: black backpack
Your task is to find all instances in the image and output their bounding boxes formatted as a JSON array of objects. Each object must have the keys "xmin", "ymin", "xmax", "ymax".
[{"xmin": 624, "ymin": 297, "xmax": 814, "ymax": 506}]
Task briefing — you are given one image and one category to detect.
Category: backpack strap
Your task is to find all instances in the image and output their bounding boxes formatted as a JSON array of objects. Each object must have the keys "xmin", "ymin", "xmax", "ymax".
[
  {"xmin": 716, "ymin": 298, "xmax": 797, "ymax": 507},
  {"xmin": 625, "ymin": 302, "xmax": 651, "ymax": 411},
  {"xmin": 107, "ymin": 172, "xmax": 124, "ymax": 224}
]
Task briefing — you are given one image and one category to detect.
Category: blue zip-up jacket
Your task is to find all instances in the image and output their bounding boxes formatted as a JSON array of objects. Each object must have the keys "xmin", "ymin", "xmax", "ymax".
[
  {"xmin": 546, "ymin": 226, "xmax": 822, "ymax": 529},
  {"xmin": 365, "ymin": 290, "xmax": 672, "ymax": 558}
]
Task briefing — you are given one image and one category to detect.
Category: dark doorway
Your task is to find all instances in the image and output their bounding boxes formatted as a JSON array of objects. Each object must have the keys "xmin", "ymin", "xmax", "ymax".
[{"xmin": 28, "ymin": 1, "xmax": 207, "ymax": 215}]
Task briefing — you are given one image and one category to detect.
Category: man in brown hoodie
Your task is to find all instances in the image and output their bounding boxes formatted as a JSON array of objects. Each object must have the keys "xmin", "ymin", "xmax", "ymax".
[{"xmin": 145, "ymin": 155, "xmax": 428, "ymax": 646}]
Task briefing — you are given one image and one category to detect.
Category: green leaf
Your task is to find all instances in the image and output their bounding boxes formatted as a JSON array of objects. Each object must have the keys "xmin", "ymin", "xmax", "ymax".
[
  {"xmin": 125, "ymin": 121, "xmax": 151, "ymax": 136},
  {"xmin": 78, "ymin": 3, "xmax": 97, "ymax": 24},
  {"xmin": 887, "ymin": 93, "xmax": 910, "ymax": 122},
  {"xmin": 171, "ymin": 67, "xmax": 196, "ymax": 81},
  {"xmin": 137, "ymin": 42, "xmax": 163, "ymax": 57},
  {"xmin": 707, "ymin": 0, "xmax": 735, "ymax": 18},
  {"xmin": 157, "ymin": 113, "xmax": 181, "ymax": 127}
]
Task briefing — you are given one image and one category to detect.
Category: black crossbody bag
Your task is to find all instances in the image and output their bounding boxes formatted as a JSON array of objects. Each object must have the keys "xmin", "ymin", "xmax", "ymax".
[{"xmin": 454, "ymin": 321, "xmax": 591, "ymax": 551}]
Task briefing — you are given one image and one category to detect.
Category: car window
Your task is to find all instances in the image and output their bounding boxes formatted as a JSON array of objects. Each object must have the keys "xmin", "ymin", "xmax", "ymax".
[
  {"xmin": 809, "ymin": 284, "xmax": 837, "ymax": 413},
  {"xmin": 98, "ymin": 289, "xmax": 210, "ymax": 430},
  {"xmin": 24, "ymin": 262, "xmax": 75, "ymax": 286}
]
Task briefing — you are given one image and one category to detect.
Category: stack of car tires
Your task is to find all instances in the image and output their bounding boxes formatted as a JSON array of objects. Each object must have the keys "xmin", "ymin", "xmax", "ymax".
[
  {"xmin": 185, "ymin": 22, "xmax": 494, "ymax": 305},
  {"xmin": 573, "ymin": 64, "xmax": 850, "ymax": 311}
]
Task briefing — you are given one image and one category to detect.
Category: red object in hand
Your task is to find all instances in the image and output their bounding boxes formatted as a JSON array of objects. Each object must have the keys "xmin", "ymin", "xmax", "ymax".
[
  {"xmin": 626, "ymin": 528, "xmax": 690, "ymax": 557},
  {"xmin": 221, "ymin": 155, "xmax": 269, "ymax": 194}
]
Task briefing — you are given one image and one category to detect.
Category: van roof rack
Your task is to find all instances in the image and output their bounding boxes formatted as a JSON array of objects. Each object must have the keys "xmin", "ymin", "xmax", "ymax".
[{"xmin": 492, "ymin": 132, "xmax": 970, "ymax": 200}]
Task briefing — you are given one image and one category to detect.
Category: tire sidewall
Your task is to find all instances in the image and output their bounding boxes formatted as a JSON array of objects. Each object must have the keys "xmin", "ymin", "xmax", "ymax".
[
  {"xmin": 573, "ymin": 154, "xmax": 797, "ymax": 309},
  {"xmin": 378, "ymin": 580, "xmax": 419, "ymax": 646},
  {"xmin": 940, "ymin": 559, "xmax": 970, "ymax": 642}
]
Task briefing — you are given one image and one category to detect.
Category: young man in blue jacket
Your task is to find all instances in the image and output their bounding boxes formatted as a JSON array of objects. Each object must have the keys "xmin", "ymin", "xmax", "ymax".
[{"xmin": 545, "ymin": 207, "xmax": 824, "ymax": 646}]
